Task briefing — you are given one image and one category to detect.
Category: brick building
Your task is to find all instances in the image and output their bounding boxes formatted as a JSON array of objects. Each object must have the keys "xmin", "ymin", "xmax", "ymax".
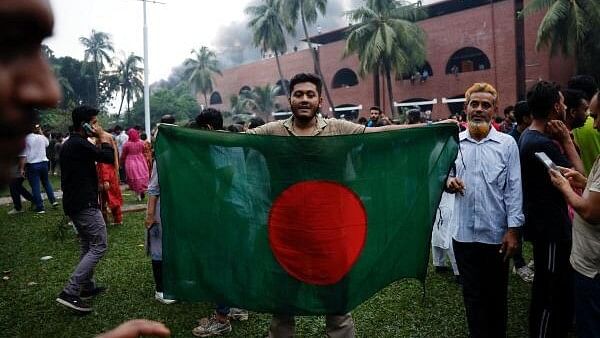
[{"xmin": 209, "ymin": 0, "xmax": 575, "ymax": 121}]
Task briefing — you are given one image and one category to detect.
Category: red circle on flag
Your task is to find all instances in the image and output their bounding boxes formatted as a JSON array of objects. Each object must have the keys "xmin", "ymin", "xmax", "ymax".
[{"xmin": 268, "ymin": 180, "xmax": 367, "ymax": 285}]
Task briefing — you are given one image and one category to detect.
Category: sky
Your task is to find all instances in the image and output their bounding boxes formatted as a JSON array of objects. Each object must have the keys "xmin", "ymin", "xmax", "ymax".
[
  {"xmin": 45, "ymin": 0, "xmax": 441, "ymax": 84},
  {"xmin": 44, "ymin": 0, "xmax": 365, "ymax": 84}
]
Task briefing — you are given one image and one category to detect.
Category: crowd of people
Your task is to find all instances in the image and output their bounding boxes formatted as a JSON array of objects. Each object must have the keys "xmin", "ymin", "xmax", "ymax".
[{"xmin": 1, "ymin": 1, "xmax": 599, "ymax": 338}]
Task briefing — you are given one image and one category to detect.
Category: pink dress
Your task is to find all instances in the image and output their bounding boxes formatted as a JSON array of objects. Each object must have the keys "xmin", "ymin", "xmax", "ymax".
[{"xmin": 121, "ymin": 129, "xmax": 149, "ymax": 194}]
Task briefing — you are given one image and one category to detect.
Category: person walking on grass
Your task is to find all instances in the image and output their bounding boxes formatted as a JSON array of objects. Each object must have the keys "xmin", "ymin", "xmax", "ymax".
[
  {"xmin": 24, "ymin": 124, "xmax": 58, "ymax": 213},
  {"xmin": 56, "ymin": 105, "xmax": 115, "ymax": 314},
  {"xmin": 121, "ymin": 128, "xmax": 149, "ymax": 201}
]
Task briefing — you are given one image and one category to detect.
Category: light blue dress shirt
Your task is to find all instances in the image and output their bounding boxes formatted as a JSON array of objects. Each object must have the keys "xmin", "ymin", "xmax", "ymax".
[{"xmin": 452, "ymin": 127, "xmax": 524, "ymax": 244}]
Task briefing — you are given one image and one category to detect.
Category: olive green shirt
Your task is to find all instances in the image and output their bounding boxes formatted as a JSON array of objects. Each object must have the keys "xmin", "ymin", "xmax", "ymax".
[{"xmin": 246, "ymin": 116, "xmax": 366, "ymax": 136}]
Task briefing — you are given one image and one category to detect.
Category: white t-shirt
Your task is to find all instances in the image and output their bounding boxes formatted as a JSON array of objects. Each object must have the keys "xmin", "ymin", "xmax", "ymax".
[
  {"xmin": 24, "ymin": 133, "xmax": 49, "ymax": 164},
  {"xmin": 570, "ymin": 156, "xmax": 600, "ymax": 278}
]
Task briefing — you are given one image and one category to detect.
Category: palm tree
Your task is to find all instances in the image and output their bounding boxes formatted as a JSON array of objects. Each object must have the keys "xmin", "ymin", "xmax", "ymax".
[
  {"xmin": 241, "ymin": 84, "xmax": 281, "ymax": 121},
  {"xmin": 345, "ymin": 0, "xmax": 427, "ymax": 115},
  {"xmin": 116, "ymin": 53, "xmax": 144, "ymax": 117},
  {"xmin": 282, "ymin": 0, "xmax": 336, "ymax": 109},
  {"xmin": 246, "ymin": 0, "xmax": 293, "ymax": 97},
  {"xmin": 51, "ymin": 64, "xmax": 74, "ymax": 105},
  {"xmin": 521, "ymin": 0, "xmax": 600, "ymax": 56},
  {"xmin": 79, "ymin": 30, "xmax": 114, "ymax": 106},
  {"xmin": 184, "ymin": 46, "xmax": 223, "ymax": 107}
]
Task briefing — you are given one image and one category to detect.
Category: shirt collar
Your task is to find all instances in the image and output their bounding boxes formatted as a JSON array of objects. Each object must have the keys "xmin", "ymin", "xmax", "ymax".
[
  {"xmin": 282, "ymin": 114, "xmax": 328, "ymax": 136},
  {"xmin": 459, "ymin": 125, "xmax": 502, "ymax": 143}
]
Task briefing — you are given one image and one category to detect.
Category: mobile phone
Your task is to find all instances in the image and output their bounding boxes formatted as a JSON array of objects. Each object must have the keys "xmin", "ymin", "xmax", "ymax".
[
  {"xmin": 82, "ymin": 122, "xmax": 94, "ymax": 136},
  {"xmin": 534, "ymin": 152, "xmax": 559, "ymax": 171}
]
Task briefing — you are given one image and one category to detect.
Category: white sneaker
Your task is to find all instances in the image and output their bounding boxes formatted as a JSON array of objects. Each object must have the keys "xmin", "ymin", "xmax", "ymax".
[
  {"xmin": 527, "ymin": 259, "xmax": 535, "ymax": 270},
  {"xmin": 35, "ymin": 210, "xmax": 46, "ymax": 214},
  {"xmin": 154, "ymin": 291, "xmax": 176, "ymax": 304},
  {"xmin": 228, "ymin": 308, "xmax": 249, "ymax": 321},
  {"xmin": 513, "ymin": 265, "xmax": 534, "ymax": 283},
  {"xmin": 7, "ymin": 209, "xmax": 24, "ymax": 215}
]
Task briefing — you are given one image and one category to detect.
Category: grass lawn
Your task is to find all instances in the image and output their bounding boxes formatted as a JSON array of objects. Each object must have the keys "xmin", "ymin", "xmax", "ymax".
[{"xmin": 0, "ymin": 201, "xmax": 534, "ymax": 337}]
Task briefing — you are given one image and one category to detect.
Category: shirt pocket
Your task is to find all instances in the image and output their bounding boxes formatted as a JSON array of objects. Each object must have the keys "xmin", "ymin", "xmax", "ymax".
[{"xmin": 483, "ymin": 164, "xmax": 507, "ymax": 189}]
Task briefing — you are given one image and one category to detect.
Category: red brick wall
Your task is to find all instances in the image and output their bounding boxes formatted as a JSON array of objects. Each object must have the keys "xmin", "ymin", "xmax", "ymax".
[{"xmin": 211, "ymin": 0, "xmax": 575, "ymax": 122}]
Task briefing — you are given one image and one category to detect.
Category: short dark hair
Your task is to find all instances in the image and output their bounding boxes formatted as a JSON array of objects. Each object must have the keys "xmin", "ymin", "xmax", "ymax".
[
  {"xmin": 72, "ymin": 105, "xmax": 99, "ymax": 129},
  {"xmin": 248, "ymin": 117, "xmax": 265, "ymax": 129},
  {"xmin": 562, "ymin": 88, "xmax": 586, "ymax": 113},
  {"xmin": 526, "ymin": 81, "xmax": 561, "ymax": 119},
  {"xmin": 195, "ymin": 108, "xmax": 223, "ymax": 130},
  {"xmin": 369, "ymin": 106, "xmax": 382, "ymax": 113},
  {"xmin": 140, "ymin": 132, "xmax": 147, "ymax": 141},
  {"xmin": 160, "ymin": 114, "xmax": 176, "ymax": 124},
  {"xmin": 567, "ymin": 75, "xmax": 597, "ymax": 101},
  {"xmin": 513, "ymin": 101, "xmax": 529, "ymax": 124},
  {"xmin": 289, "ymin": 73, "xmax": 322, "ymax": 96},
  {"xmin": 114, "ymin": 125, "xmax": 122, "ymax": 132},
  {"xmin": 226, "ymin": 124, "xmax": 244, "ymax": 133},
  {"xmin": 503, "ymin": 105, "xmax": 514, "ymax": 116}
]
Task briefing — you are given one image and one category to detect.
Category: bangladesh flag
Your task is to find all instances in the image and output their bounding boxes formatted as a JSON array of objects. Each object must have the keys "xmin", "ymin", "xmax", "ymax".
[{"xmin": 155, "ymin": 124, "xmax": 458, "ymax": 315}]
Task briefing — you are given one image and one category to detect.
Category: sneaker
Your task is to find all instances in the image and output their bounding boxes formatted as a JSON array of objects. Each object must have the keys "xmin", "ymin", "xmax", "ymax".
[
  {"xmin": 35, "ymin": 210, "xmax": 46, "ymax": 214},
  {"xmin": 154, "ymin": 291, "xmax": 176, "ymax": 305},
  {"xmin": 513, "ymin": 265, "xmax": 534, "ymax": 283},
  {"xmin": 7, "ymin": 209, "xmax": 24, "ymax": 215},
  {"xmin": 192, "ymin": 315, "xmax": 232, "ymax": 337},
  {"xmin": 52, "ymin": 201, "xmax": 59, "ymax": 207},
  {"xmin": 80, "ymin": 286, "xmax": 107, "ymax": 300},
  {"xmin": 56, "ymin": 291, "xmax": 92, "ymax": 313},
  {"xmin": 527, "ymin": 260, "xmax": 535, "ymax": 271},
  {"xmin": 228, "ymin": 308, "xmax": 248, "ymax": 321}
]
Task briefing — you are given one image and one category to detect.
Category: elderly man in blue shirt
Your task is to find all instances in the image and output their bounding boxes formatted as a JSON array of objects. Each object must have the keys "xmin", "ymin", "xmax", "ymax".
[{"xmin": 446, "ymin": 82, "xmax": 524, "ymax": 338}]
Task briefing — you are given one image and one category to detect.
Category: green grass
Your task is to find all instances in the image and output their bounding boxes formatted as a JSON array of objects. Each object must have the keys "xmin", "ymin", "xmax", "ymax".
[{"xmin": 0, "ymin": 202, "xmax": 533, "ymax": 337}]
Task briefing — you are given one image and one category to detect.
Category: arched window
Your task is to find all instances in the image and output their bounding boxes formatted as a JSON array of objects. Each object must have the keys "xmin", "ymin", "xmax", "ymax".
[
  {"xmin": 331, "ymin": 68, "xmax": 359, "ymax": 89},
  {"xmin": 398, "ymin": 62, "xmax": 434, "ymax": 81},
  {"xmin": 446, "ymin": 95, "xmax": 466, "ymax": 116},
  {"xmin": 445, "ymin": 47, "xmax": 491, "ymax": 74},
  {"xmin": 239, "ymin": 85, "xmax": 252, "ymax": 94},
  {"xmin": 275, "ymin": 79, "xmax": 290, "ymax": 96},
  {"xmin": 332, "ymin": 104, "xmax": 360, "ymax": 120},
  {"xmin": 209, "ymin": 91, "xmax": 222, "ymax": 105}
]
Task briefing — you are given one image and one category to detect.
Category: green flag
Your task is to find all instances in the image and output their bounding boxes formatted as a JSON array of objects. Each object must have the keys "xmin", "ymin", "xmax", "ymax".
[{"xmin": 155, "ymin": 124, "xmax": 458, "ymax": 315}]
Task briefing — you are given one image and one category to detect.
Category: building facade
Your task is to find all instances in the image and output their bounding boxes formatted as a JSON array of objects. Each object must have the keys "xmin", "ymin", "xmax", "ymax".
[{"xmin": 209, "ymin": 0, "xmax": 575, "ymax": 121}]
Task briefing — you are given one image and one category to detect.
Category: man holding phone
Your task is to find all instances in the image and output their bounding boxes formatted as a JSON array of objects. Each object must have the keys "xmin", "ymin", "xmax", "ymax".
[
  {"xmin": 445, "ymin": 82, "xmax": 523, "ymax": 338},
  {"xmin": 519, "ymin": 81, "xmax": 585, "ymax": 337},
  {"xmin": 57, "ymin": 105, "xmax": 115, "ymax": 313}
]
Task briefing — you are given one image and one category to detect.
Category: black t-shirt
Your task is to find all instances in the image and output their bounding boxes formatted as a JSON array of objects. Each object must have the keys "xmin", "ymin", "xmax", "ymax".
[
  {"xmin": 60, "ymin": 134, "xmax": 114, "ymax": 216},
  {"xmin": 519, "ymin": 129, "xmax": 572, "ymax": 242}
]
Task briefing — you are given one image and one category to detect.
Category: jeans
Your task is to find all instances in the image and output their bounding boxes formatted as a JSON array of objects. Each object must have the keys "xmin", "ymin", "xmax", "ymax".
[
  {"xmin": 574, "ymin": 271, "xmax": 600, "ymax": 338},
  {"xmin": 269, "ymin": 313, "xmax": 355, "ymax": 338},
  {"xmin": 63, "ymin": 208, "xmax": 108, "ymax": 295},
  {"xmin": 9, "ymin": 176, "xmax": 33, "ymax": 211},
  {"xmin": 26, "ymin": 161, "xmax": 56, "ymax": 211}
]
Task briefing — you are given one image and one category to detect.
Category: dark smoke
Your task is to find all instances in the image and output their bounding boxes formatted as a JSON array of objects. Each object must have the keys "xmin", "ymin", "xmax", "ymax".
[{"xmin": 212, "ymin": 0, "xmax": 365, "ymax": 70}]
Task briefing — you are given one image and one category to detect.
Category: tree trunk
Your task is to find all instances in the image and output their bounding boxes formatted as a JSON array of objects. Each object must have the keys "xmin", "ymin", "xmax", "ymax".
[
  {"xmin": 203, "ymin": 93, "xmax": 208, "ymax": 107},
  {"xmin": 385, "ymin": 63, "xmax": 395, "ymax": 120},
  {"xmin": 274, "ymin": 51, "xmax": 289, "ymax": 97},
  {"xmin": 373, "ymin": 64, "xmax": 381, "ymax": 108},
  {"xmin": 117, "ymin": 90, "xmax": 126, "ymax": 117},
  {"xmin": 300, "ymin": 4, "xmax": 335, "ymax": 112}
]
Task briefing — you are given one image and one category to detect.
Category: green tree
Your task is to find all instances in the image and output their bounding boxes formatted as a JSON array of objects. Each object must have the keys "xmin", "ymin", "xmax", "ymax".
[
  {"xmin": 282, "ymin": 0, "xmax": 336, "ymax": 108},
  {"xmin": 184, "ymin": 46, "xmax": 222, "ymax": 107},
  {"xmin": 241, "ymin": 84, "xmax": 281, "ymax": 121},
  {"xmin": 246, "ymin": 0, "xmax": 293, "ymax": 97},
  {"xmin": 128, "ymin": 88, "xmax": 200, "ymax": 127},
  {"xmin": 116, "ymin": 53, "xmax": 144, "ymax": 117},
  {"xmin": 345, "ymin": 0, "xmax": 426, "ymax": 116},
  {"xmin": 79, "ymin": 30, "xmax": 115, "ymax": 106},
  {"xmin": 521, "ymin": 0, "xmax": 600, "ymax": 56}
]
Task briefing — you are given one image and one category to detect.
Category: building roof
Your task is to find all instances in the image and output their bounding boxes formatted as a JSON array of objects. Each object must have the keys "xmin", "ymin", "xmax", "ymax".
[{"xmin": 305, "ymin": 0, "xmax": 507, "ymax": 45}]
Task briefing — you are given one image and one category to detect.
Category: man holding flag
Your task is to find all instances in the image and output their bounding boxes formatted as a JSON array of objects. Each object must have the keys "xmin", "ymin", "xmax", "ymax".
[{"xmin": 155, "ymin": 72, "xmax": 459, "ymax": 337}]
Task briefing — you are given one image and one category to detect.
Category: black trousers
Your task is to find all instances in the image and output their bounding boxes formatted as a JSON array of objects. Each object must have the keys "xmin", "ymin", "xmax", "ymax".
[
  {"xmin": 453, "ymin": 240, "xmax": 509, "ymax": 338},
  {"xmin": 529, "ymin": 240, "xmax": 573, "ymax": 338}
]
